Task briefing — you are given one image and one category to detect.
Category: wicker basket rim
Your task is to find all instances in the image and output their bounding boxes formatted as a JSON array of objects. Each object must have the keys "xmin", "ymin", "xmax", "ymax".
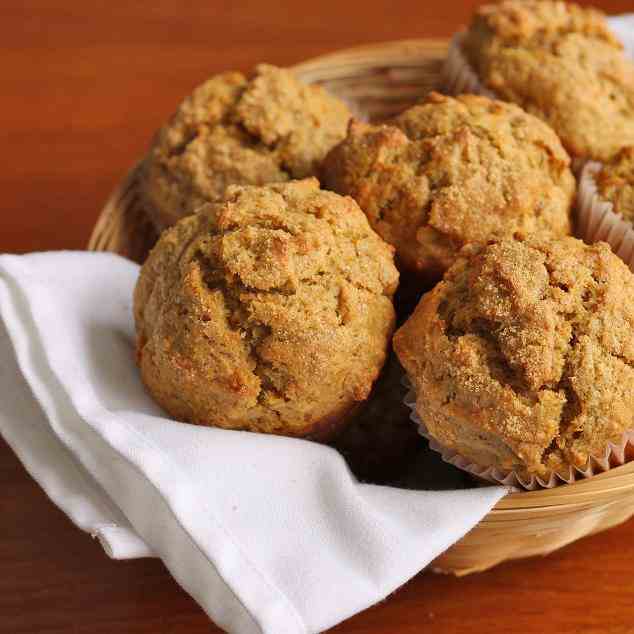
[{"xmin": 290, "ymin": 37, "xmax": 448, "ymax": 72}]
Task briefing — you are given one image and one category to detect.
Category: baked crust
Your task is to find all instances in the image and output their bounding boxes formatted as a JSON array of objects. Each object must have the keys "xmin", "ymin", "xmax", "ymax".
[
  {"xmin": 595, "ymin": 146, "xmax": 634, "ymax": 223},
  {"xmin": 142, "ymin": 64, "xmax": 351, "ymax": 232},
  {"xmin": 462, "ymin": 0, "xmax": 634, "ymax": 162},
  {"xmin": 134, "ymin": 179, "xmax": 399, "ymax": 439},
  {"xmin": 322, "ymin": 92, "xmax": 574, "ymax": 281},
  {"xmin": 394, "ymin": 235, "xmax": 634, "ymax": 479}
]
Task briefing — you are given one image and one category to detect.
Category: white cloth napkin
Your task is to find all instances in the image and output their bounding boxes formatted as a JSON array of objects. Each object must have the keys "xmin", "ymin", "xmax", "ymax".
[{"xmin": 0, "ymin": 252, "xmax": 506, "ymax": 634}]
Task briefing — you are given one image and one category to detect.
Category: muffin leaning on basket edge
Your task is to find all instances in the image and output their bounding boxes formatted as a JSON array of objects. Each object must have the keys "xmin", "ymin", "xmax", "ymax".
[
  {"xmin": 442, "ymin": 0, "xmax": 634, "ymax": 168},
  {"xmin": 394, "ymin": 235, "xmax": 634, "ymax": 489},
  {"xmin": 140, "ymin": 63, "xmax": 352, "ymax": 234}
]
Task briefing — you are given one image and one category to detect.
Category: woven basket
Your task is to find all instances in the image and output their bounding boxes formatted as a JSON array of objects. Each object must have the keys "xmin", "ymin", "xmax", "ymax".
[{"xmin": 88, "ymin": 39, "xmax": 634, "ymax": 576}]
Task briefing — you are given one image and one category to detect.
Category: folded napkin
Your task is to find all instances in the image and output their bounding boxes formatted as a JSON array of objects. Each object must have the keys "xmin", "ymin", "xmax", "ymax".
[{"xmin": 0, "ymin": 252, "xmax": 506, "ymax": 633}]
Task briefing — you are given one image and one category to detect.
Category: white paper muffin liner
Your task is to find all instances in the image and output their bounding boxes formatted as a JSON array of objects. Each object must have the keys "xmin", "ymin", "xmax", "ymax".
[
  {"xmin": 403, "ymin": 384, "xmax": 634, "ymax": 490},
  {"xmin": 576, "ymin": 161, "xmax": 634, "ymax": 273},
  {"xmin": 440, "ymin": 32, "xmax": 586, "ymax": 174}
]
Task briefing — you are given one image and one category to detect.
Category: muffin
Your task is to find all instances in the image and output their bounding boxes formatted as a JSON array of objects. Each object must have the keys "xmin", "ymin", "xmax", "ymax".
[
  {"xmin": 446, "ymin": 0, "xmax": 634, "ymax": 164},
  {"xmin": 134, "ymin": 179, "xmax": 399, "ymax": 440},
  {"xmin": 141, "ymin": 64, "xmax": 351, "ymax": 232},
  {"xmin": 576, "ymin": 148, "xmax": 634, "ymax": 273},
  {"xmin": 322, "ymin": 92, "xmax": 574, "ymax": 282},
  {"xmin": 394, "ymin": 235, "xmax": 634, "ymax": 484}
]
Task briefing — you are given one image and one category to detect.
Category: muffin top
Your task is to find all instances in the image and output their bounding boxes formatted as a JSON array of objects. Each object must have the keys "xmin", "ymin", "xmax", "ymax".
[
  {"xmin": 596, "ymin": 146, "xmax": 634, "ymax": 223},
  {"xmin": 394, "ymin": 235, "xmax": 634, "ymax": 479},
  {"xmin": 322, "ymin": 92, "xmax": 574, "ymax": 281},
  {"xmin": 134, "ymin": 179, "xmax": 399, "ymax": 439},
  {"xmin": 462, "ymin": 0, "xmax": 634, "ymax": 162},
  {"xmin": 142, "ymin": 64, "xmax": 351, "ymax": 231}
]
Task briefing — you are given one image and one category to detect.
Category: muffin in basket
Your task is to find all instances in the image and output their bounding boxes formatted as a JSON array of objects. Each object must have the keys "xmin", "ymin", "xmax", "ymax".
[
  {"xmin": 577, "ymin": 148, "xmax": 634, "ymax": 272},
  {"xmin": 322, "ymin": 92, "xmax": 574, "ymax": 283},
  {"xmin": 444, "ymin": 0, "xmax": 634, "ymax": 164},
  {"xmin": 141, "ymin": 64, "xmax": 351, "ymax": 232},
  {"xmin": 134, "ymin": 178, "xmax": 399, "ymax": 440},
  {"xmin": 394, "ymin": 235, "xmax": 634, "ymax": 488}
]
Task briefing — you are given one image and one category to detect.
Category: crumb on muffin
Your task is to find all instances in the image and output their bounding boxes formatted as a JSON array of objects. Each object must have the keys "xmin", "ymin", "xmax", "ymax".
[
  {"xmin": 461, "ymin": 0, "xmax": 634, "ymax": 162},
  {"xmin": 142, "ymin": 64, "xmax": 351, "ymax": 232},
  {"xmin": 394, "ymin": 235, "xmax": 634, "ymax": 479},
  {"xmin": 322, "ymin": 92, "xmax": 574, "ymax": 282},
  {"xmin": 134, "ymin": 179, "xmax": 399, "ymax": 439},
  {"xmin": 595, "ymin": 146, "xmax": 634, "ymax": 223}
]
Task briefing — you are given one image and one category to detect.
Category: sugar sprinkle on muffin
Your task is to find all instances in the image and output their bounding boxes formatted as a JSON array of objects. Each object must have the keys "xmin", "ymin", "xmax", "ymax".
[
  {"xmin": 394, "ymin": 235, "xmax": 634, "ymax": 481},
  {"xmin": 142, "ymin": 64, "xmax": 351, "ymax": 232},
  {"xmin": 134, "ymin": 179, "xmax": 399, "ymax": 439},
  {"xmin": 322, "ymin": 92, "xmax": 574, "ymax": 282},
  {"xmin": 454, "ymin": 0, "xmax": 634, "ymax": 162}
]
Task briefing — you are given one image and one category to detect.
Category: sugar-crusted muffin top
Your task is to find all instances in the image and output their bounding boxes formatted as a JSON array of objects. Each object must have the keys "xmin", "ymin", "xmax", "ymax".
[
  {"xmin": 394, "ymin": 235, "xmax": 634, "ymax": 479},
  {"xmin": 596, "ymin": 146, "xmax": 634, "ymax": 223},
  {"xmin": 142, "ymin": 64, "xmax": 351, "ymax": 231},
  {"xmin": 462, "ymin": 0, "xmax": 634, "ymax": 162},
  {"xmin": 134, "ymin": 179, "xmax": 398, "ymax": 438},
  {"xmin": 322, "ymin": 92, "xmax": 574, "ymax": 282}
]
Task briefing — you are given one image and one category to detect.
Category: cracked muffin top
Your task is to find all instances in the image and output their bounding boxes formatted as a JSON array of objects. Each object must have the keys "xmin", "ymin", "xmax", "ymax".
[
  {"xmin": 134, "ymin": 179, "xmax": 399, "ymax": 439},
  {"xmin": 462, "ymin": 0, "xmax": 634, "ymax": 162},
  {"xmin": 141, "ymin": 64, "xmax": 351, "ymax": 232},
  {"xmin": 322, "ymin": 92, "xmax": 574, "ymax": 282},
  {"xmin": 595, "ymin": 146, "xmax": 634, "ymax": 224},
  {"xmin": 394, "ymin": 235, "xmax": 634, "ymax": 479}
]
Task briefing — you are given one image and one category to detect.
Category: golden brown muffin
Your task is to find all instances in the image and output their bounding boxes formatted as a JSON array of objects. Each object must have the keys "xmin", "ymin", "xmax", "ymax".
[
  {"xmin": 322, "ymin": 92, "xmax": 574, "ymax": 282},
  {"xmin": 394, "ymin": 235, "xmax": 634, "ymax": 480},
  {"xmin": 461, "ymin": 0, "xmax": 634, "ymax": 162},
  {"xmin": 134, "ymin": 179, "xmax": 399, "ymax": 440},
  {"xmin": 595, "ymin": 146, "xmax": 634, "ymax": 223},
  {"xmin": 142, "ymin": 64, "xmax": 351, "ymax": 232}
]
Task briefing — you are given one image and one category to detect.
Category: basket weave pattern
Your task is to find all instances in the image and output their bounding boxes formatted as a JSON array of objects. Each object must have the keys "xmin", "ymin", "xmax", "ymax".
[{"xmin": 88, "ymin": 39, "xmax": 634, "ymax": 575}]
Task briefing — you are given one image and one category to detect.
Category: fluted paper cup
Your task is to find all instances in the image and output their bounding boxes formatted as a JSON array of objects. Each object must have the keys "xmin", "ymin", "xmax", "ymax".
[
  {"xmin": 576, "ymin": 161, "xmax": 634, "ymax": 273},
  {"xmin": 403, "ymin": 384, "xmax": 634, "ymax": 490}
]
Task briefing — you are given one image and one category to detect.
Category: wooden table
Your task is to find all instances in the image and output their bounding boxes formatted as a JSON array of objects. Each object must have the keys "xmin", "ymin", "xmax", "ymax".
[{"xmin": 3, "ymin": 1, "xmax": 634, "ymax": 632}]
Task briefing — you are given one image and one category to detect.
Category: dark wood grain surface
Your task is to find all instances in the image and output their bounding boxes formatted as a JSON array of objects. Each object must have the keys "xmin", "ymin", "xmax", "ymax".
[{"xmin": 3, "ymin": 2, "xmax": 634, "ymax": 632}]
